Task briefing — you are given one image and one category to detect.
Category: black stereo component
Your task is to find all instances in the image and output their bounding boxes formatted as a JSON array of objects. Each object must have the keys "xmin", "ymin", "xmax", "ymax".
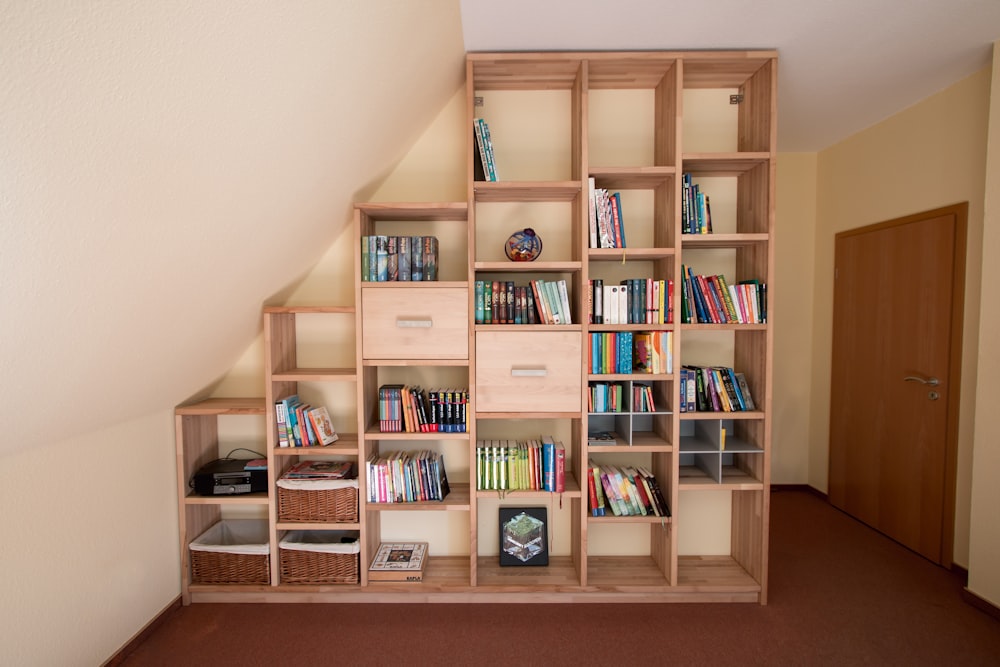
[{"xmin": 190, "ymin": 458, "xmax": 268, "ymax": 496}]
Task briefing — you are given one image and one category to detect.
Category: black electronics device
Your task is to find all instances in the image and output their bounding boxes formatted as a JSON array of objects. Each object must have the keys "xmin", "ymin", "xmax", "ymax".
[{"xmin": 191, "ymin": 458, "xmax": 268, "ymax": 496}]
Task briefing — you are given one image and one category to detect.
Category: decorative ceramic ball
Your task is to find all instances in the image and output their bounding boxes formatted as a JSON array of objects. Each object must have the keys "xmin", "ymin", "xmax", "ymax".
[{"xmin": 505, "ymin": 228, "xmax": 543, "ymax": 262}]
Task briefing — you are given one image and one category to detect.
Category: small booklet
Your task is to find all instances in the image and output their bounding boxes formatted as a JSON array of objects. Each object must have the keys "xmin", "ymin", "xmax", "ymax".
[{"xmin": 282, "ymin": 460, "xmax": 354, "ymax": 480}]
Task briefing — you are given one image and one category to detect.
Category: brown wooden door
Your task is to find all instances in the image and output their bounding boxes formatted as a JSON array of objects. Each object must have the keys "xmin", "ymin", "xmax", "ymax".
[{"xmin": 828, "ymin": 204, "xmax": 966, "ymax": 566}]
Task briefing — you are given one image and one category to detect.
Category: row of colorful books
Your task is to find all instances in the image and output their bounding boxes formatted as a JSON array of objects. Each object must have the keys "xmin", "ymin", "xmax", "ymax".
[
  {"xmin": 475, "ymin": 436, "xmax": 565, "ymax": 492},
  {"xmin": 474, "ymin": 279, "xmax": 572, "ymax": 325},
  {"xmin": 377, "ymin": 385, "xmax": 467, "ymax": 433},
  {"xmin": 590, "ymin": 278, "xmax": 674, "ymax": 325},
  {"xmin": 681, "ymin": 172, "xmax": 713, "ymax": 235},
  {"xmin": 360, "ymin": 235, "xmax": 439, "ymax": 282},
  {"xmin": 274, "ymin": 394, "xmax": 339, "ymax": 447},
  {"xmin": 588, "ymin": 381, "xmax": 657, "ymax": 413},
  {"xmin": 365, "ymin": 450, "xmax": 450, "ymax": 503},
  {"xmin": 681, "ymin": 265, "xmax": 766, "ymax": 324},
  {"xmin": 588, "ymin": 179, "xmax": 627, "ymax": 248},
  {"xmin": 589, "ymin": 331, "xmax": 673, "ymax": 375},
  {"xmin": 679, "ymin": 365, "xmax": 757, "ymax": 413},
  {"xmin": 587, "ymin": 461, "xmax": 670, "ymax": 517},
  {"xmin": 473, "ymin": 117, "xmax": 499, "ymax": 181}
]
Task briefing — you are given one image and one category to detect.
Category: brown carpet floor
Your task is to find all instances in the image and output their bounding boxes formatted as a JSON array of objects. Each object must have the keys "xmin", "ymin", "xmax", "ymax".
[{"xmin": 117, "ymin": 489, "xmax": 1000, "ymax": 666}]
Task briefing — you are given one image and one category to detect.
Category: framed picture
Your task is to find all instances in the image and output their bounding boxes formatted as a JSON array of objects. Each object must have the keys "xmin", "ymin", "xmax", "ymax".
[{"xmin": 498, "ymin": 507, "xmax": 548, "ymax": 566}]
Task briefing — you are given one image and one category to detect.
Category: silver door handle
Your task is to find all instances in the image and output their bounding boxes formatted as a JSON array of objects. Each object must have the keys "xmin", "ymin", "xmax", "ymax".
[
  {"xmin": 396, "ymin": 318, "xmax": 433, "ymax": 328},
  {"xmin": 904, "ymin": 375, "xmax": 940, "ymax": 386},
  {"xmin": 511, "ymin": 367, "xmax": 547, "ymax": 377}
]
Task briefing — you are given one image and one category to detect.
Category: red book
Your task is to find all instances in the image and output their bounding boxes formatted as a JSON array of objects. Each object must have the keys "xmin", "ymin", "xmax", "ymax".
[
  {"xmin": 587, "ymin": 464, "xmax": 599, "ymax": 516},
  {"xmin": 555, "ymin": 443, "xmax": 565, "ymax": 493}
]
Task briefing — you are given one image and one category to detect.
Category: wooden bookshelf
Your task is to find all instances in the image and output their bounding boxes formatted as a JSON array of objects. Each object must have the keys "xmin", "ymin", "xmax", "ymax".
[{"xmin": 175, "ymin": 49, "xmax": 775, "ymax": 604}]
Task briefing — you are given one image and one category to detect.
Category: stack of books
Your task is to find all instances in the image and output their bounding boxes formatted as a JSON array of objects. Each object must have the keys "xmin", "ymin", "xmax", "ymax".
[{"xmin": 587, "ymin": 461, "xmax": 670, "ymax": 517}]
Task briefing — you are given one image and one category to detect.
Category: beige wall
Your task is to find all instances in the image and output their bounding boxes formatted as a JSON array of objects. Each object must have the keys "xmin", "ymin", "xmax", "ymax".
[
  {"xmin": 968, "ymin": 43, "xmax": 1000, "ymax": 607},
  {"xmin": 772, "ymin": 153, "xmax": 818, "ymax": 482},
  {"xmin": 0, "ymin": 411, "xmax": 179, "ymax": 665},
  {"xmin": 0, "ymin": 2, "xmax": 465, "ymax": 663},
  {"xmin": 811, "ymin": 67, "xmax": 991, "ymax": 567}
]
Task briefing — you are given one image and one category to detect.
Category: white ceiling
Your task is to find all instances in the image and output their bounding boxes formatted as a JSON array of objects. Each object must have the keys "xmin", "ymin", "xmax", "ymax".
[{"xmin": 460, "ymin": 0, "xmax": 1000, "ymax": 152}]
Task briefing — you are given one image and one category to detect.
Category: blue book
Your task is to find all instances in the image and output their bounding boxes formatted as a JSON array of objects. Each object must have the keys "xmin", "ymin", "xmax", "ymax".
[{"xmin": 542, "ymin": 435, "xmax": 555, "ymax": 492}]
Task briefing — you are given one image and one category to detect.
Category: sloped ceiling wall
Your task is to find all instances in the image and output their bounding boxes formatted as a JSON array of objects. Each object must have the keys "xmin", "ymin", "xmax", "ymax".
[{"xmin": 0, "ymin": 1, "xmax": 466, "ymax": 455}]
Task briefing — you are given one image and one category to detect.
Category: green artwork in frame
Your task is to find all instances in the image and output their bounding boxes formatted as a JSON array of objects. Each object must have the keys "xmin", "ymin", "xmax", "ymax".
[{"xmin": 499, "ymin": 507, "xmax": 548, "ymax": 566}]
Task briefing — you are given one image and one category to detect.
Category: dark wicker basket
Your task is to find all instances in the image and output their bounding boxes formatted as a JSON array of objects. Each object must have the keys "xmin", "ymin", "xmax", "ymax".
[
  {"xmin": 277, "ymin": 486, "xmax": 358, "ymax": 523},
  {"xmin": 279, "ymin": 547, "xmax": 359, "ymax": 585},
  {"xmin": 190, "ymin": 549, "xmax": 270, "ymax": 585}
]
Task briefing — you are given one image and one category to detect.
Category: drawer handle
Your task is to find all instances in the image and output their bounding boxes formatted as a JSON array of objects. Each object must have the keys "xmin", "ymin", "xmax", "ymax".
[
  {"xmin": 511, "ymin": 367, "xmax": 547, "ymax": 377},
  {"xmin": 396, "ymin": 318, "xmax": 433, "ymax": 328}
]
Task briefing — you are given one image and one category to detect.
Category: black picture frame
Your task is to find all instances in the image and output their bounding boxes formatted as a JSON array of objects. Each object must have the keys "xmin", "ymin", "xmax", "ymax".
[{"xmin": 498, "ymin": 506, "xmax": 548, "ymax": 566}]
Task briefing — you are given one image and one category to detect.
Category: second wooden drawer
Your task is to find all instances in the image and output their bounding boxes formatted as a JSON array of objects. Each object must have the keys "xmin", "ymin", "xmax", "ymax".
[{"xmin": 476, "ymin": 331, "xmax": 581, "ymax": 413}]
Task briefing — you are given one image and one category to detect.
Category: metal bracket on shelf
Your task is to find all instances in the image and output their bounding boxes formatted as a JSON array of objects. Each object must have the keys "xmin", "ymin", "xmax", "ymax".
[{"xmin": 730, "ymin": 94, "xmax": 744, "ymax": 104}]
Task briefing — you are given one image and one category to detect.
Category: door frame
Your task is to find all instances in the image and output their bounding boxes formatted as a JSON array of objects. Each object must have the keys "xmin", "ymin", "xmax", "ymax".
[{"xmin": 830, "ymin": 202, "xmax": 967, "ymax": 567}]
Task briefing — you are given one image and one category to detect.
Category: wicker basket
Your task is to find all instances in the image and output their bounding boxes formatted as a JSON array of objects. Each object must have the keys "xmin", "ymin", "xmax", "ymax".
[
  {"xmin": 276, "ymin": 478, "xmax": 359, "ymax": 523},
  {"xmin": 279, "ymin": 531, "xmax": 360, "ymax": 585},
  {"xmin": 189, "ymin": 520, "xmax": 270, "ymax": 585}
]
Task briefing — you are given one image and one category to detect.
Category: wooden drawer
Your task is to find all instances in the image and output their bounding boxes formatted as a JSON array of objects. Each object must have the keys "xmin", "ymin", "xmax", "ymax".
[
  {"xmin": 362, "ymin": 287, "xmax": 468, "ymax": 360},
  {"xmin": 476, "ymin": 331, "xmax": 581, "ymax": 413}
]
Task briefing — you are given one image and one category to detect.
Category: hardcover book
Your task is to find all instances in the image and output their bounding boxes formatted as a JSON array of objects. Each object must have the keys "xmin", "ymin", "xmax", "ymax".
[
  {"xmin": 368, "ymin": 542, "xmax": 428, "ymax": 582},
  {"xmin": 307, "ymin": 406, "xmax": 340, "ymax": 445}
]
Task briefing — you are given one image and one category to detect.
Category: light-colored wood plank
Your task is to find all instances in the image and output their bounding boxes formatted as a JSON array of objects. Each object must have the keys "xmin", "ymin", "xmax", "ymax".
[{"xmin": 175, "ymin": 397, "xmax": 265, "ymax": 416}]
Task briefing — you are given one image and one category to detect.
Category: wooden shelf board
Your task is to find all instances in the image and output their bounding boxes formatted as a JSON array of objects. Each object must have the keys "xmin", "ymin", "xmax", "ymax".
[
  {"xmin": 355, "ymin": 201, "xmax": 468, "ymax": 221},
  {"xmin": 474, "ymin": 324, "xmax": 582, "ymax": 332},
  {"xmin": 679, "ymin": 411, "xmax": 765, "ymax": 421},
  {"xmin": 183, "ymin": 492, "xmax": 268, "ymax": 506},
  {"xmin": 475, "ymin": 478, "xmax": 582, "ymax": 498},
  {"xmin": 189, "ymin": 587, "xmax": 760, "ymax": 603},
  {"xmin": 588, "ymin": 372, "xmax": 673, "ymax": 380},
  {"xmin": 474, "ymin": 181, "xmax": 581, "ymax": 202},
  {"xmin": 589, "ymin": 166, "xmax": 675, "ymax": 189},
  {"xmin": 588, "ymin": 247, "xmax": 675, "ymax": 261},
  {"xmin": 366, "ymin": 483, "xmax": 471, "ymax": 511},
  {"xmin": 474, "ymin": 261, "xmax": 582, "ymax": 272},
  {"xmin": 587, "ymin": 410, "xmax": 670, "ymax": 419},
  {"xmin": 682, "ymin": 153, "xmax": 771, "ymax": 174},
  {"xmin": 273, "ymin": 437, "xmax": 359, "ymax": 456},
  {"xmin": 586, "ymin": 555, "xmax": 669, "ymax": 587},
  {"xmin": 360, "ymin": 280, "xmax": 468, "ymax": 289},
  {"xmin": 363, "ymin": 428, "xmax": 470, "ymax": 440},
  {"xmin": 175, "ymin": 397, "xmax": 265, "ymax": 416},
  {"xmin": 470, "ymin": 54, "xmax": 583, "ymax": 90},
  {"xmin": 681, "ymin": 233, "xmax": 769, "ymax": 249},
  {"xmin": 588, "ymin": 514, "xmax": 672, "ymax": 524},
  {"xmin": 676, "ymin": 555, "xmax": 761, "ymax": 592},
  {"xmin": 678, "ymin": 465, "xmax": 763, "ymax": 490},
  {"xmin": 589, "ymin": 440, "xmax": 672, "ymax": 453},
  {"xmin": 271, "ymin": 368, "xmax": 357, "ymax": 382},
  {"xmin": 361, "ymin": 359, "xmax": 469, "ymax": 367},
  {"xmin": 682, "ymin": 52, "xmax": 777, "ymax": 88},
  {"xmin": 365, "ymin": 555, "xmax": 471, "ymax": 589},
  {"xmin": 679, "ymin": 322, "xmax": 768, "ymax": 330},
  {"xmin": 475, "ymin": 411, "xmax": 582, "ymax": 420},
  {"xmin": 476, "ymin": 556, "xmax": 580, "ymax": 589},
  {"xmin": 263, "ymin": 305, "xmax": 355, "ymax": 315},
  {"xmin": 276, "ymin": 521, "xmax": 361, "ymax": 531}
]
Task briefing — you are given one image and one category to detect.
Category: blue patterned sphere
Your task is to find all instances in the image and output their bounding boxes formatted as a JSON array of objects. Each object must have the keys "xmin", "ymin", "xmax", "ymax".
[{"xmin": 505, "ymin": 228, "xmax": 543, "ymax": 262}]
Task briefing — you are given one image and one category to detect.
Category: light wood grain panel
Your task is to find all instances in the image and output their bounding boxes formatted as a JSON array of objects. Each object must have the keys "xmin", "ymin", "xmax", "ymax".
[
  {"xmin": 476, "ymin": 331, "xmax": 581, "ymax": 412},
  {"xmin": 361, "ymin": 287, "xmax": 469, "ymax": 360}
]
